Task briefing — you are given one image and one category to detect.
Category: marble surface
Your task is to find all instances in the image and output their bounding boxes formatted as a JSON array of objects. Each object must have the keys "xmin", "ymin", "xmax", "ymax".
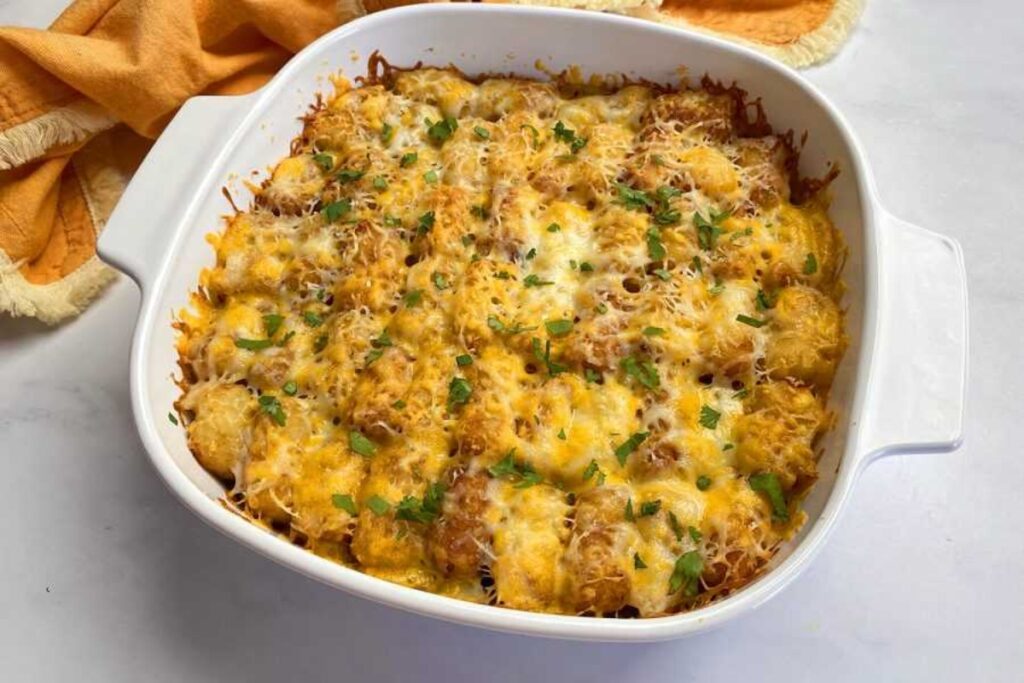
[{"xmin": 1, "ymin": 1, "xmax": 1022, "ymax": 681}]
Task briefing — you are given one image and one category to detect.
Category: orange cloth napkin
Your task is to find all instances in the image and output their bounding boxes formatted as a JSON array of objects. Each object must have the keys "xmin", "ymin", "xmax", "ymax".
[{"xmin": 0, "ymin": 0, "xmax": 369, "ymax": 323}]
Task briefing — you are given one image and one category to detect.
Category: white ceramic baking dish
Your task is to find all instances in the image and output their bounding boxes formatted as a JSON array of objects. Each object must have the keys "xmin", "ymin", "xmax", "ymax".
[{"xmin": 97, "ymin": 4, "xmax": 968, "ymax": 641}]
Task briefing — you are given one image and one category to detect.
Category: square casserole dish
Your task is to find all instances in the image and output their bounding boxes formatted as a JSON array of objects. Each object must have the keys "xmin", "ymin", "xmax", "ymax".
[{"xmin": 97, "ymin": 4, "xmax": 967, "ymax": 641}]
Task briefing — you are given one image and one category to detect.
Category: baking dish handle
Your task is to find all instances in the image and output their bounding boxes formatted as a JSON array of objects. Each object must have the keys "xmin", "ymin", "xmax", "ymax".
[
  {"xmin": 96, "ymin": 94, "xmax": 255, "ymax": 292},
  {"xmin": 859, "ymin": 211, "xmax": 968, "ymax": 461}
]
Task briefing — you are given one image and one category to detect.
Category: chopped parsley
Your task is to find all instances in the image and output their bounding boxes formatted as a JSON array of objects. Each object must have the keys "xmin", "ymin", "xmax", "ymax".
[
  {"xmin": 749, "ymin": 472, "xmax": 789, "ymax": 521},
  {"xmin": 303, "ymin": 311, "xmax": 323, "ymax": 328},
  {"xmin": 708, "ymin": 279, "xmax": 725, "ymax": 296},
  {"xmin": 696, "ymin": 474, "xmax": 712, "ymax": 491},
  {"xmin": 312, "ymin": 153, "xmax": 334, "ymax": 171},
  {"xmin": 336, "ymin": 169, "xmax": 364, "ymax": 183},
  {"xmin": 471, "ymin": 205, "xmax": 490, "ymax": 222},
  {"xmin": 690, "ymin": 255, "xmax": 703, "ymax": 274},
  {"xmin": 167, "ymin": 412, "xmax": 178, "ymax": 426},
  {"xmin": 432, "ymin": 271, "xmax": 449, "ymax": 290},
  {"xmin": 643, "ymin": 326, "xmax": 666, "ymax": 337},
  {"xmin": 689, "ymin": 526, "xmax": 703, "ymax": 542},
  {"xmin": 380, "ymin": 123, "xmax": 394, "ymax": 144},
  {"xmin": 804, "ymin": 252, "xmax": 818, "ymax": 275},
  {"xmin": 547, "ymin": 223, "xmax": 561, "ymax": 233},
  {"xmin": 652, "ymin": 268, "xmax": 672, "ymax": 281},
  {"xmin": 262, "ymin": 313, "xmax": 286, "ymax": 335},
  {"xmin": 282, "ymin": 380, "xmax": 298, "ymax": 396},
  {"xmin": 456, "ymin": 354, "xmax": 473, "ymax": 367},
  {"xmin": 552, "ymin": 121, "xmax": 587, "ymax": 154},
  {"xmin": 392, "ymin": 399, "xmax": 407, "ymax": 410},
  {"xmin": 582, "ymin": 459, "xmax": 605, "ymax": 485},
  {"xmin": 545, "ymin": 319, "xmax": 573, "ymax": 338},
  {"xmin": 620, "ymin": 355, "xmax": 660, "ymax": 390},
  {"xmin": 531, "ymin": 337, "xmax": 568, "ymax": 377},
  {"xmin": 313, "ymin": 333, "xmax": 328, "ymax": 353},
  {"xmin": 579, "ymin": 261, "xmax": 594, "ymax": 272},
  {"xmin": 473, "ymin": 125, "xmax": 490, "ymax": 140},
  {"xmin": 321, "ymin": 199, "xmax": 351, "ymax": 223},
  {"xmin": 524, "ymin": 274, "xmax": 554, "ymax": 288},
  {"xmin": 736, "ymin": 314, "xmax": 767, "ymax": 328},
  {"xmin": 403, "ymin": 289, "xmax": 423, "ymax": 308},
  {"xmin": 584, "ymin": 368, "xmax": 602, "ymax": 384},
  {"xmin": 646, "ymin": 226, "xmax": 666, "ymax": 261},
  {"xmin": 634, "ymin": 553, "xmax": 648, "ymax": 570},
  {"xmin": 653, "ymin": 186, "xmax": 683, "ymax": 226},
  {"xmin": 396, "ymin": 484, "xmax": 445, "ymax": 523},
  {"xmin": 624, "ymin": 498, "xmax": 635, "ymax": 521},
  {"xmin": 525, "ymin": 247, "xmax": 537, "ymax": 260},
  {"xmin": 669, "ymin": 550, "xmax": 703, "ymax": 596},
  {"xmin": 756, "ymin": 289, "xmax": 776, "ymax": 311},
  {"xmin": 639, "ymin": 499, "xmax": 662, "ymax": 517},
  {"xmin": 426, "ymin": 116, "xmax": 458, "ymax": 144},
  {"xmin": 258, "ymin": 395, "xmax": 286, "ymax": 426},
  {"xmin": 235, "ymin": 338, "xmax": 273, "ymax": 351},
  {"xmin": 694, "ymin": 208, "xmax": 730, "ymax": 250},
  {"xmin": 447, "ymin": 376, "xmax": 472, "ymax": 410},
  {"xmin": 488, "ymin": 449, "xmax": 543, "ymax": 488},
  {"xmin": 331, "ymin": 493, "xmax": 357, "ymax": 515},
  {"xmin": 698, "ymin": 406, "xmax": 721, "ymax": 430},
  {"xmin": 373, "ymin": 176, "xmax": 388, "ymax": 191},
  {"xmin": 417, "ymin": 211, "xmax": 436, "ymax": 236},
  {"xmin": 366, "ymin": 495, "xmax": 390, "ymax": 516},
  {"xmin": 349, "ymin": 431, "xmax": 377, "ymax": 457},
  {"xmin": 423, "ymin": 169, "xmax": 438, "ymax": 184},
  {"xmin": 614, "ymin": 183, "xmax": 653, "ymax": 211},
  {"xmin": 557, "ymin": 428, "xmax": 567, "ymax": 440},
  {"xmin": 668, "ymin": 511, "xmax": 684, "ymax": 541},
  {"xmin": 614, "ymin": 432, "xmax": 649, "ymax": 466},
  {"xmin": 733, "ymin": 387, "xmax": 750, "ymax": 399},
  {"xmin": 399, "ymin": 152, "xmax": 418, "ymax": 168}
]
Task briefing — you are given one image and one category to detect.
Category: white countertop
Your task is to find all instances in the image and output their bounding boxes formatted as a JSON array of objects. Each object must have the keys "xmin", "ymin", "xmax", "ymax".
[{"xmin": 1, "ymin": 1, "xmax": 1022, "ymax": 680}]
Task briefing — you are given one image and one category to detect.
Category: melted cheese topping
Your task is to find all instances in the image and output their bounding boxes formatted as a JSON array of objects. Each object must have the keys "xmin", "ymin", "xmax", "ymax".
[{"xmin": 175, "ymin": 67, "xmax": 847, "ymax": 617}]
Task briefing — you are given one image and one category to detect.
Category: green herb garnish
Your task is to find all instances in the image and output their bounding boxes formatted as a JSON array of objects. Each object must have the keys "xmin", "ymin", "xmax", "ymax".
[
  {"xmin": 258, "ymin": 395, "xmax": 286, "ymax": 426},
  {"xmin": 698, "ymin": 406, "xmax": 721, "ymax": 430},
  {"xmin": 447, "ymin": 376, "xmax": 472, "ymax": 410},
  {"xmin": 524, "ymin": 274, "xmax": 554, "ymax": 288},
  {"xmin": 620, "ymin": 355, "xmax": 660, "ymax": 390},
  {"xmin": 639, "ymin": 499, "xmax": 662, "ymax": 517},
  {"xmin": 404, "ymin": 289, "xmax": 423, "ymax": 308},
  {"xmin": 488, "ymin": 449, "xmax": 543, "ymax": 488},
  {"xmin": 322, "ymin": 199, "xmax": 351, "ymax": 223},
  {"xmin": 426, "ymin": 116, "xmax": 459, "ymax": 144},
  {"xmin": 669, "ymin": 550, "xmax": 703, "ymax": 596},
  {"xmin": 736, "ymin": 314, "xmax": 766, "ymax": 328},
  {"xmin": 235, "ymin": 338, "xmax": 273, "ymax": 351},
  {"xmin": 336, "ymin": 169, "xmax": 364, "ymax": 183},
  {"xmin": 545, "ymin": 319, "xmax": 573, "ymax": 338},
  {"xmin": 749, "ymin": 472, "xmax": 789, "ymax": 521},
  {"xmin": 312, "ymin": 153, "xmax": 334, "ymax": 171},
  {"xmin": 366, "ymin": 495, "xmax": 390, "ymax": 516},
  {"xmin": 331, "ymin": 494, "xmax": 357, "ymax": 515},
  {"xmin": 614, "ymin": 432, "xmax": 649, "ymax": 466}
]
